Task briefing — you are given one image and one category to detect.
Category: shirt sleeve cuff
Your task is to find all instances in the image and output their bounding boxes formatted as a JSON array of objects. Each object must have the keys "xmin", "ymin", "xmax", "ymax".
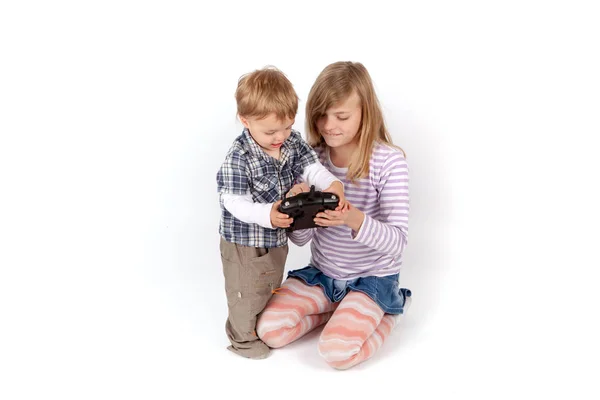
[
  {"xmin": 259, "ymin": 202, "xmax": 275, "ymax": 229},
  {"xmin": 352, "ymin": 213, "xmax": 372, "ymax": 243}
]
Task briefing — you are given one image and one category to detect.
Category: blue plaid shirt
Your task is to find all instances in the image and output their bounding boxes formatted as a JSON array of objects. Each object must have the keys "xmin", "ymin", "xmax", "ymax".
[{"xmin": 217, "ymin": 128, "xmax": 319, "ymax": 248}]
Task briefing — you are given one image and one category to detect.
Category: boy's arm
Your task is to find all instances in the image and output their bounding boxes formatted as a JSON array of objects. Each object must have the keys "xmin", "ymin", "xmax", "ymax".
[
  {"xmin": 299, "ymin": 161, "xmax": 346, "ymax": 210},
  {"xmin": 217, "ymin": 150, "xmax": 250, "ymax": 196},
  {"xmin": 217, "ymin": 150, "xmax": 273, "ymax": 229},
  {"xmin": 300, "ymin": 162, "xmax": 340, "ymax": 191},
  {"xmin": 294, "ymin": 132, "xmax": 338, "ymax": 190},
  {"xmin": 218, "ymin": 150, "xmax": 292, "ymax": 230},
  {"xmin": 293, "ymin": 132, "xmax": 345, "ymax": 209},
  {"xmin": 221, "ymin": 193, "xmax": 273, "ymax": 229}
]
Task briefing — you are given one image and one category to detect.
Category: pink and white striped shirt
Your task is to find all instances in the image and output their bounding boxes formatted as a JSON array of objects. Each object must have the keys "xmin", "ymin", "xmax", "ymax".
[{"xmin": 289, "ymin": 142, "xmax": 409, "ymax": 279}]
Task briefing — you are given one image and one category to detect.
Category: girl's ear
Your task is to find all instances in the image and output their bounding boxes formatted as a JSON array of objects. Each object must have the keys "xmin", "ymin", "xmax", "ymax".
[{"xmin": 239, "ymin": 115, "xmax": 250, "ymax": 129}]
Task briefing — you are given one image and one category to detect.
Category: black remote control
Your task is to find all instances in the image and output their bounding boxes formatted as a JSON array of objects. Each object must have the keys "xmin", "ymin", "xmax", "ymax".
[{"xmin": 278, "ymin": 185, "xmax": 339, "ymax": 231}]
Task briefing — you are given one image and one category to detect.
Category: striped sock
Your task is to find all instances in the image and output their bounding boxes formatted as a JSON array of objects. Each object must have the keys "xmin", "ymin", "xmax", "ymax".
[
  {"xmin": 256, "ymin": 278, "xmax": 337, "ymax": 348},
  {"xmin": 318, "ymin": 291, "xmax": 396, "ymax": 370}
]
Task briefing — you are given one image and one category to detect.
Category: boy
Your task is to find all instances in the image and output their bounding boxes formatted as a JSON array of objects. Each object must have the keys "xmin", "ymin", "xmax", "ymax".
[{"xmin": 217, "ymin": 66, "xmax": 345, "ymax": 359}]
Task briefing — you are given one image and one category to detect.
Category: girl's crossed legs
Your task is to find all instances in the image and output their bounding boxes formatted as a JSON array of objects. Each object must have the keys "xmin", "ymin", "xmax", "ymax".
[{"xmin": 256, "ymin": 277, "xmax": 398, "ymax": 370}]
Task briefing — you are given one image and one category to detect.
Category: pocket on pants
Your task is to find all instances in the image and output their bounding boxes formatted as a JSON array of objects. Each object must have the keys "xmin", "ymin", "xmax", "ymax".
[
  {"xmin": 244, "ymin": 249, "xmax": 286, "ymax": 315},
  {"xmin": 220, "ymin": 239, "xmax": 243, "ymax": 308}
]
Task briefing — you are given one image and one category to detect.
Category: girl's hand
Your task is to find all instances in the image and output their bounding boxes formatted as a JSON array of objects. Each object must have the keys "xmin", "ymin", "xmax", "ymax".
[
  {"xmin": 286, "ymin": 182, "xmax": 310, "ymax": 198},
  {"xmin": 324, "ymin": 181, "xmax": 348, "ymax": 211},
  {"xmin": 314, "ymin": 201, "xmax": 365, "ymax": 233}
]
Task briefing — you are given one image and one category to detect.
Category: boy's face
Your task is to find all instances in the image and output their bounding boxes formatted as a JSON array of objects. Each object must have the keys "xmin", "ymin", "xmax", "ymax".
[
  {"xmin": 316, "ymin": 91, "xmax": 362, "ymax": 150},
  {"xmin": 240, "ymin": 113, "xmax": 294, "ymax": 156}
]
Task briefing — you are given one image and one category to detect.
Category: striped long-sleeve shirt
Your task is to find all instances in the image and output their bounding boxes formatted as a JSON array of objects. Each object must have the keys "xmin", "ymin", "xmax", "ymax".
[{"xmin": 289, "ymin": 142, "xmax": 409, "ymax": 279}]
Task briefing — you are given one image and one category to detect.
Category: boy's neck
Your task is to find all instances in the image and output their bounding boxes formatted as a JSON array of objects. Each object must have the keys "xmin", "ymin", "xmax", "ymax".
[{"xmin": 264, "ymin": 148, "xmax": 281, "ymax": 160}]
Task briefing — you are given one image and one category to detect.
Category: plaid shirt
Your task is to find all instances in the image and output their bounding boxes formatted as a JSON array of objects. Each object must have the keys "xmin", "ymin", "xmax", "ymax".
[{"xmin": 217, "ymin": 128, "xmax": 319, "ymax": 248}]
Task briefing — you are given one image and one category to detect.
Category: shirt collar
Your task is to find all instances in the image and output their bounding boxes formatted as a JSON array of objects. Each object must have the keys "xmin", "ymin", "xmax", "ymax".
[{"xmin": 242, "ymin": 128, "xmax": 291, "ymax": 165}]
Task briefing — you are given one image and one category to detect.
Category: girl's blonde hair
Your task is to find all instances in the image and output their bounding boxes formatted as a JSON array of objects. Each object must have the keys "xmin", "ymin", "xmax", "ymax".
[
  {"xmin": 305, "ymin": 61, "xmax": 404, "ymax": 181},
  {"xmin": 235, "ymin": 66, "xmax": 298, "ymax": 121}
]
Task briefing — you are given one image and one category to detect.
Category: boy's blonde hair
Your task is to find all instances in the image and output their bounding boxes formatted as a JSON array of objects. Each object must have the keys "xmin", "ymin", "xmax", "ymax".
[
  {"xmin": 306, "ymin": 61, "xmax": 405, "ymax": 181},
  {"xmin": 235, "ymin": 66, "xmax": 298, "ymax": 121}
]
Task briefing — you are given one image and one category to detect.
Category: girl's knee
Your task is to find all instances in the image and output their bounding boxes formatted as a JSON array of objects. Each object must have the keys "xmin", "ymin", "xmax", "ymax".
[
  {"xmin": 259, "ymin": 334, "xmax": 286, "ymax": 349},
  {"xmin": 258, "ymin": 328, "xmax": 295, "ymax": 349},
  {"xmin": 256, "ymin": 313, "xmax": 293, "ymax": 348}
]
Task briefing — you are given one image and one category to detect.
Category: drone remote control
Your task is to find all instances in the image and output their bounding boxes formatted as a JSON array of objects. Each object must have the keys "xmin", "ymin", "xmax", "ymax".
[{"xmin": 278, "ymin": 185, "xmax": 339, "ymax": 231}]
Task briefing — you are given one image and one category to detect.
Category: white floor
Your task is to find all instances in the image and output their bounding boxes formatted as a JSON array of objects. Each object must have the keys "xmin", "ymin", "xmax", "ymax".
[{"xmin": 3, "ymin": 220, "xmax": 595, "ymax": 399}]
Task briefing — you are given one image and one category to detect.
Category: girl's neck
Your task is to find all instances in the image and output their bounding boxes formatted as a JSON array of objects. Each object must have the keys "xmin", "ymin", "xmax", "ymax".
[{"xmin": 329, "ymin": 142, "xmax": 358, "ymax": 168}]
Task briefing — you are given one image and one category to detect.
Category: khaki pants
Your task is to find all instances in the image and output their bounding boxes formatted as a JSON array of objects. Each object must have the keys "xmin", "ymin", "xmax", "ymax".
[{"xmin": 220, "ymin": 237, "xmax": 287, "ymax": 359}]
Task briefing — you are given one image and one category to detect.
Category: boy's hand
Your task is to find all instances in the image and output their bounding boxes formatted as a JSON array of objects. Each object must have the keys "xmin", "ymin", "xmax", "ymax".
[
  {"xmin": 324, "ymin": 181, "xmax": 348, "ymax": 211},
  {"xmin": 270, "ymin": 200, "xmax": 293, "ymax": 229},
  {"xmin": 286, "ymin": 182, "xmax": 310, "ymax": 198}
]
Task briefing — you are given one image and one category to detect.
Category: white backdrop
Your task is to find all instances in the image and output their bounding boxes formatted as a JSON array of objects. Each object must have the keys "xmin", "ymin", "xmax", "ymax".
[{"xmin": 1, "ymin": 1, "xmax": 599, "ymax": 399}]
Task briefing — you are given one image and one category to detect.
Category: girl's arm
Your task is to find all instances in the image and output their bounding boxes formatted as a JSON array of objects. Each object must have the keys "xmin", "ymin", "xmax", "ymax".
[
  {"xmin": 315, "ymin": 152, "xmax": 409, "ymax": 257},
  {"xmin": 287, "ymin": 228, "xmax": 316, "ymax": 247},
  {"xmin": 353, "ymin": 154, "xmax": 409, "ymax": 256}
]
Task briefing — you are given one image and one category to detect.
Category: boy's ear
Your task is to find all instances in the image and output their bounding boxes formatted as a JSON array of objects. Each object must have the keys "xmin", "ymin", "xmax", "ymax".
[{"xmin": 239, "ymin": 115, "xmax": 250, "ymax": 129}]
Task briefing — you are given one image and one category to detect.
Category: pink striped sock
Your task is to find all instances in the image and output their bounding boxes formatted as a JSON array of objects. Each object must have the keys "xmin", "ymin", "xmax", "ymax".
[
  {"xmin": 318, "ymin": 291, "xmax": 396, "ymax": 370},
  {"xmin": 256, "ymin": 278, "xmax": 337, "ymax": 348}
]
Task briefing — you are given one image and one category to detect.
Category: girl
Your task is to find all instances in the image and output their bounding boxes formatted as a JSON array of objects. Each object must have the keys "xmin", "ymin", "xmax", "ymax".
[{"xmin": 256, "ymin": 61, "xmax": 412, "ymax": 370}]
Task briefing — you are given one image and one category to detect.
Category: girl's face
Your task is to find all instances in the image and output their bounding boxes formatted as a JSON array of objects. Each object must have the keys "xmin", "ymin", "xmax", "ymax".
[{"xmin": 316, "ymin": 91, "xmax": 362, "ymax": 150}]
